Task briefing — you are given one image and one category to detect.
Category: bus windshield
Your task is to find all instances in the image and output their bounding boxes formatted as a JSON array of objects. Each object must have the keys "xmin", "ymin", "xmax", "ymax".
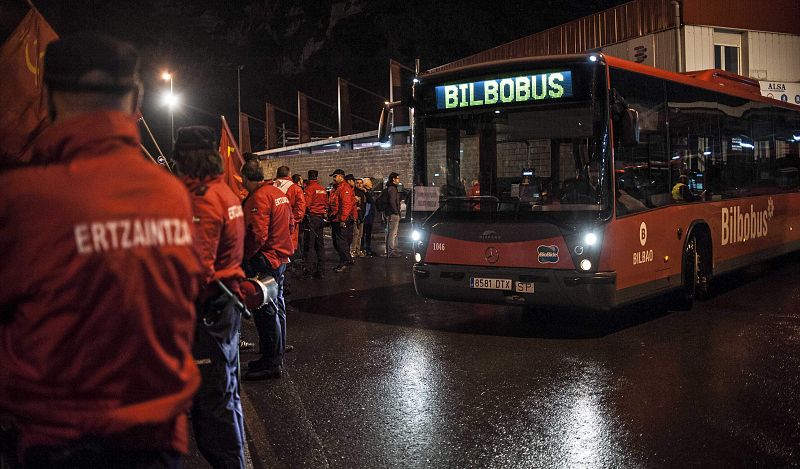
[{"xmin": 417, "ymin": 102, "xmax": 610, "ymax": 220}]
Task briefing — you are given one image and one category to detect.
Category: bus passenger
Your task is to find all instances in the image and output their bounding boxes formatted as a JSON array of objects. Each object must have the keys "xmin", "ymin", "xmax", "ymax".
[
  {"xmin": 469, "ymin": 179, "xmax": 481, "ymax": 211},
  {"xmin": 519, "ymin": 176, "xmax": 540, "ymax": 203},
  {"xmin": 469, "ymin": 179, "xmax": 480, "ymax": 197}
]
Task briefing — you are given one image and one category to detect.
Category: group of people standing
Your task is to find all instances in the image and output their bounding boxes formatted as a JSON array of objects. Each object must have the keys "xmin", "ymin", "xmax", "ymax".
[
  {"xmin": 297, "ymin": 169, "xmax": 404, "ymax": 275},
  {"xmin": 0, "ymin": 30, "xmax": 409, "ymax": 469}
]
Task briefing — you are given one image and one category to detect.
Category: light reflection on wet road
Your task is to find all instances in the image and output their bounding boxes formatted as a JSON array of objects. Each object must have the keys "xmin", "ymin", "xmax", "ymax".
[{"xmin": 190, "ymin": 251, "xmax": 800, "ymax": 468}]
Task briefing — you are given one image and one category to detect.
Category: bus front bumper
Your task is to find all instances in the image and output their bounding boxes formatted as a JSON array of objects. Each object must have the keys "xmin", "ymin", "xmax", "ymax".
[{"xmin": 413, "ymin": 264, "xmax": 617, "ymax": 310}]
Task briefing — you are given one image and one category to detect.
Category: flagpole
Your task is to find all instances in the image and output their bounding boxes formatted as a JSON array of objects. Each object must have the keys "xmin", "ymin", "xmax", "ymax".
[
  {"xmin": 138, "ymin": 116, "xmax": 166, "ymax": 159},
  {"xmin": 139, "ymin": 143, "xmax": 157, "ymax": 164},
  {"xmin": 237, "ymin": 65, "xmax": 243, "ymax": 146}
]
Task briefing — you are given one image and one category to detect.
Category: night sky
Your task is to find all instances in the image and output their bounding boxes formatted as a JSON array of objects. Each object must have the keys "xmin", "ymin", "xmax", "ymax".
[{"xmin": 2, "ymin": 0, "xmax": 627, "ymax": 153}]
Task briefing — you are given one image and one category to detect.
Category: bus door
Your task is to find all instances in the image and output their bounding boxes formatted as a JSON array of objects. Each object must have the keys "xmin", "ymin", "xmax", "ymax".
[{"xmin": 608, "ymin": 69, "xmax": 675, "ymax": 296}]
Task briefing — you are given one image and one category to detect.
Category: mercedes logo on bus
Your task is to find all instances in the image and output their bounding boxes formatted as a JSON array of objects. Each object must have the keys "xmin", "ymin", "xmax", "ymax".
[{"xmin": 485, "ymin": 247, "xmax": 499, "ymax": 264}]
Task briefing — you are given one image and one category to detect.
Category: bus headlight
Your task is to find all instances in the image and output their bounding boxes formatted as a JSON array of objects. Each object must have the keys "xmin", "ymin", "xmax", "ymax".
[
  {"xmin": 580, "ymin": 259, "xmax": 592, "ymax": 271},
  {"xmin": 584, "ymin": 232, "xmax": 597, "ymax": 246},
  {"xmin": 414, "ymin": 253, "xmax": 422, "ymax": 263},
  {"xmin": 411, "ymin": 230, "xmax": 422, "ymax": 241}
]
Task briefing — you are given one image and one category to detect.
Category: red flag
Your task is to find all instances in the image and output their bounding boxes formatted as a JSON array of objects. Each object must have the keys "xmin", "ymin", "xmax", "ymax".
[
  {"xmin": 0, "ymin": 8, "xmax": 58, "ymax": 164},
  {"xmin": 219, "ymin": 116, "xmax": 248, "ymax": 200}
]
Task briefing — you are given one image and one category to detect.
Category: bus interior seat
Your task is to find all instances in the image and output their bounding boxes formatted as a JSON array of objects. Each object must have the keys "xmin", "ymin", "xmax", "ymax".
[{"xmin": 648, "ymin": 193, "xmax": 674, "ymax": 207}]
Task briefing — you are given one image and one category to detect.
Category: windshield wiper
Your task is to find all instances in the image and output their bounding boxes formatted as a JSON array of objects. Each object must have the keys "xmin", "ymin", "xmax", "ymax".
[
  {"xmin": 510, "ymin": 202, "xmax": 578, "ymax": 231},
  {"xmin": 531, "ymin": 212, "xmax": 577, "ymax": 232}
]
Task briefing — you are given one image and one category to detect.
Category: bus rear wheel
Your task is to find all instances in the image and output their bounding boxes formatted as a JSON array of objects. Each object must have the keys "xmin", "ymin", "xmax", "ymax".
[{"xmin": 675, "ymin": 233, "xmax": 710, "ymax": 310}]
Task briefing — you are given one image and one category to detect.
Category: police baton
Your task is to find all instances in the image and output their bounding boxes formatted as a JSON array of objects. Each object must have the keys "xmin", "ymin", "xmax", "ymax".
[{"xmin": 214, "ymin": 279, "xmax": 253, "ymax": 319}]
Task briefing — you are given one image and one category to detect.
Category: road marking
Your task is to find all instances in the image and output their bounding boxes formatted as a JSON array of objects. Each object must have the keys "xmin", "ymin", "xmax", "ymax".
[
  {"xmin": 239, "ymin": 366, "xmax": 331, "ymax": 468},
  {"xmin": 241, "ymin": 388, "xmax": 279, "ymax": 468},
  {"xmin": 279, "ymin": 370, "xmax": 331, "ymax": 469}
]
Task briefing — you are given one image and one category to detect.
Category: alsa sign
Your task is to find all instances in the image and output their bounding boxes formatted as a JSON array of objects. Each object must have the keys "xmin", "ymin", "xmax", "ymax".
[{"xmin": 435, "ymin": 71, "xmax": 573, "ymax": 110}]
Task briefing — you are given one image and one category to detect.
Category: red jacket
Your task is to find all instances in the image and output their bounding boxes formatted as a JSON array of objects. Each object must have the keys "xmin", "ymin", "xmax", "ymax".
[
  {"xmin": 182, "ymin": 176, "xmax": 246, "ymax": 299},
  {"xmin": 272, "ymin": 177, "xmax": 306, "ymax": 225},
  {"xmin": 304, "ymin": 180, "xmax": 329, "ymax": 216},
  {"xmin": 243, "ymin": 182, "xmax": 293, "ymax": 269},
  {"xmin": 272, "ymin": 177, "xmax": 306, "ymax": 251},
  {"xmin": 0, "ymin": 111, "xmax": 201, "ymax": 457},
  {"xmin": 329, "ymin": 182, "xmax": 357, "ymax": 222}
]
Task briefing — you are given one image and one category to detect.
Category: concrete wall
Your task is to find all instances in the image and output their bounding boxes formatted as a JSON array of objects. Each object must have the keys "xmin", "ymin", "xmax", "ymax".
[
  {"xmin": 257, "ymin": 144, "xmax": 413, "ymax": 187},
  {"xmin": 423, "ymin": 137, "xmax": 578, "ymax": 186}
]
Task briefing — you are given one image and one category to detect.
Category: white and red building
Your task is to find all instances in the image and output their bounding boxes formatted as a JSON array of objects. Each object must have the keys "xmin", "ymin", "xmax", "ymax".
[{"xmin": 430, "ymin": 0, "xmax": 800, "ymax": 105}]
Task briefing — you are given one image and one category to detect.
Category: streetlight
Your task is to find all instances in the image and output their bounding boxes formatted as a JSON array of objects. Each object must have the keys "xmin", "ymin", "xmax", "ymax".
[{"xmin": 161, "ymin": 71, "xmax": 174, "ymax": 143}]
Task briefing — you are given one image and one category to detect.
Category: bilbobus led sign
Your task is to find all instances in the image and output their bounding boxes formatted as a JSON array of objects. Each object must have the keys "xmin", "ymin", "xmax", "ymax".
[{"xmin": 435, "ymin": 71, "xmax": 573, "ymax": 110}]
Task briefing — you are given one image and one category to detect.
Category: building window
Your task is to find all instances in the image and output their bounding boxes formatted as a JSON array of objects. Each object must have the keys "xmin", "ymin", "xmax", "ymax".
[
  {"xmin": 713, "ymin": 30, "xmax": 742, "ymax": 75},
  {"xmin": 714, "ymin": 44, "xmax": 740, "ymax": 74}
]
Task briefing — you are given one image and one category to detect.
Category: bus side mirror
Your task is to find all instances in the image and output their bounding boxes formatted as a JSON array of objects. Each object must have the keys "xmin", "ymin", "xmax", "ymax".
[
  {"xmin": 378, "ymin": 105, "xmax": 392, "ymax": 143},
  {"xmin": 620, "ymin": 107, "xmax": 640, "ymax": 146},
  {"xmin": 378, "ymin": 100, "xmax": 405, "ymax": 143}
]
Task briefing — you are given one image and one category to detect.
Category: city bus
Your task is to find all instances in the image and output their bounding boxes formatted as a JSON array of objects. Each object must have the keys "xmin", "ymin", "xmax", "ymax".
[{"xmin": 380, "ymin": 53, "xmax": 800, "ymax": 310}]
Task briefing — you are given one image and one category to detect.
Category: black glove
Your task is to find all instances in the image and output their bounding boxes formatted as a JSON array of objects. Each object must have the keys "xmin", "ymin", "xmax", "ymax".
[{"xmin": 201, "ymin": 292, "xmax": 230, "ymax": 326}]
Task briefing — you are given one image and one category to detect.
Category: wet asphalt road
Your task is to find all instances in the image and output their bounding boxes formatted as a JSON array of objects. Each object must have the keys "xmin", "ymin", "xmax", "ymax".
[{"xmin": 188, "ymin": 229, "xmax": 800, "ymax": 468}]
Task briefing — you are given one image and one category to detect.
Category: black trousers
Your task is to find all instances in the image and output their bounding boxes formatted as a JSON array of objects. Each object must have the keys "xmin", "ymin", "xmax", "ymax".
[
  {"xmin": 302, "ymin": 215, "xmax": 325, "ymax": 271},
  {"xmin": 331, "ymin": 221, "xmax": 353, "ymax": 264},
  {"xmin": 361, "ymin": 222, "xmax": 374, "ymax": 254}
]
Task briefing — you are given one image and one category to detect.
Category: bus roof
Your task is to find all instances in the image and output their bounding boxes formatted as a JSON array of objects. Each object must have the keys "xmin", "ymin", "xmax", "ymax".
[
  {"xmin": 602, "ymin": 54, "xmax": 800, "ymax": 110},
  {"xmin": 420, "ymin": 53, "xmax": 800, "ymax": 112}
]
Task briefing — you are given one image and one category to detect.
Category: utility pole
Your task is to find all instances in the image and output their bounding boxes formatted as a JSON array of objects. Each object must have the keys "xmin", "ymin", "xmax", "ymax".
[{"xmin": 237, "ymin": 65, "xmax": 244, "ymax": 144}]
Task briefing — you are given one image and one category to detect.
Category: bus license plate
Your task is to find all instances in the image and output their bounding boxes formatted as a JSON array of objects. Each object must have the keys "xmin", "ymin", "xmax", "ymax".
[
  {"xmin": 470, "ymin": 277, "xmax": 512, "ymax": 290},
  {"xmin": 515, "ymin": 282, "xmax": 534, "ymax": 294}
]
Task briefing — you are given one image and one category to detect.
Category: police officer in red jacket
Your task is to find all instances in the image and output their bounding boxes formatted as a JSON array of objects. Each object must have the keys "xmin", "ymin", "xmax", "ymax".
[
  {"xmin": 0, "ymin": 33, "xmax": 201, "ymax": 467},
  {"xmin": 271, "ymin": 165, "xmax": 306, "ymax": 257},
  {"xmin": 172, "ymin": 126, "xmax": 248, "ymax": 468},
  {"xmin": 241, "ymin": 159, "xmax": 293, "ymax": 380},
  {"xmin": 303, "ymin": 169, "xmax": 329, "ymax": 277},
  {"xmin": 329, "ymin": 169, "xmax": 357, "ymax": 272}
]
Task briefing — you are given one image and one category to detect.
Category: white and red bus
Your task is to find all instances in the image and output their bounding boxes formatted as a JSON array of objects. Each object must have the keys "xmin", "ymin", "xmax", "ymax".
[{"xmin": 384, "ymin": 54, "xmax": 800, "ymax": 310}]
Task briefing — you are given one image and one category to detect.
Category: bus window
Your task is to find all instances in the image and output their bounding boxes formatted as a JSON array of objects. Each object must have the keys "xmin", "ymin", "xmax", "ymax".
[
  {"xmin": 773, "ymin": 107, "xmax": 800, "ymax": 192},
  {"xmin": 609, "ymin": 68, "xmax": 669, "ymax": 211},
  {"xmin": 420, "ymin": 105, "xmax": 608, "ymax": 218}
]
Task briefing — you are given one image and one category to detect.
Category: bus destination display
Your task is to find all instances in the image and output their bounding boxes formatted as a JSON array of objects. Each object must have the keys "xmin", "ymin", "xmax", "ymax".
[{"xmin": 435, "ymin": 71, "xmax": 573, "ymax": 110}]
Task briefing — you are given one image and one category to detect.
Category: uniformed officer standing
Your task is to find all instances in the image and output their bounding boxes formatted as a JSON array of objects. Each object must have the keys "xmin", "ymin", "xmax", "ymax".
[
  {"xmin": 172, "ymin": 126, "xmax": 247, "ymax": 468},
  {"xmin": 0, "ymin": 33, "xmax": 201, "ymax": 467},
  {"xmin": 303, "ymin": 170, "xmax": 329, "ymax": 278},
  {"xmin": 271, "ymin": 165, "xmax": 306, "ymax": 260},
  {"xmin": 240, "ymin": 159, "xmax": 293, "ymax": 380},
  {"xmin": 329, "ymin": 168, "xmax": 357, "ymax": 272}
]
